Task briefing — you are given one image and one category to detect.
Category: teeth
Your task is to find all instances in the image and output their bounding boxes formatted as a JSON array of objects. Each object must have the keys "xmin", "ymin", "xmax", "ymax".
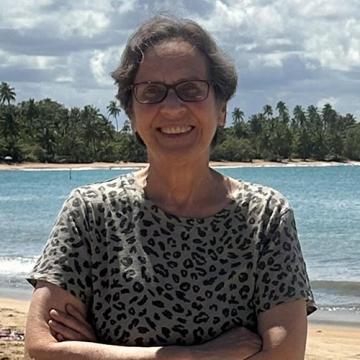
[{"xmin": 160, "ymin": 126, "xmax": 192, "ymax": 134}]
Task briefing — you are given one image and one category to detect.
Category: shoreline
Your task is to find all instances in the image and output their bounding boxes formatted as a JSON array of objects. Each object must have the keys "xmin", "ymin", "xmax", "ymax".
[
  {"xmin": 0, "ymin": 159, "xmax": 360, "ymax": 171},
  {"xmin": 3, "ymin": 287, "xmax": 360, "ymax": 328},
  {"xmin": 0, "ymin": 297, "xmax": 359, "ymax": 360}
]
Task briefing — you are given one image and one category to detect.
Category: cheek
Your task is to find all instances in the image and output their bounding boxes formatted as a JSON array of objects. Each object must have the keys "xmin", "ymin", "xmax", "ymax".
[
  {"xmin": 201, "ymin": 103, "xmax": 224, "ymax": 126},
  {"xmin": 132, "ymin": 105, "xmax": 158, "ymax": 132}
]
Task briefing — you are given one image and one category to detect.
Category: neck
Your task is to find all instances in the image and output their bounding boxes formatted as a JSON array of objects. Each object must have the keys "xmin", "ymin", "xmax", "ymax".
[{"xmin": 135, "ymin": 153, "xmax": 229, "ymax": 217}]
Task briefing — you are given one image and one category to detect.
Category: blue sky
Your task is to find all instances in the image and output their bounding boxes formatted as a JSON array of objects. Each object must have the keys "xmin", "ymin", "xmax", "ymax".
[{"xmin": 1, "ymin": 0, "xmax": 359, "ymax": 128}]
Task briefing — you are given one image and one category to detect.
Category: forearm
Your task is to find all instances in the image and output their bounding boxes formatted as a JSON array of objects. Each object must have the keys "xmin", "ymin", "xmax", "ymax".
[
  {"xmin": 190, "ymin": 344, "xmax": 302, "ymax": 360},
  {"xmin": 245, "ymin": 348, "xmax": 304, "ymax": 360},
  {"xmin": 25, "ymin": 341, "xmax": 190, "ymax": 360},
  {"xmin": 247, "ymin": 300, "xmax": 307, "ymax": 360}
]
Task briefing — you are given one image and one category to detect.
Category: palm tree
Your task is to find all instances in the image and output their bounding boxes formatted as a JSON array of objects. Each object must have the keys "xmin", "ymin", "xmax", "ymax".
[
  {"xmin": 321, "ymin": 104, "xmax": 344, "ymax": 159},
  {"xmin": 262, "ymin": 105, "xmax": 274, "ymax": 136},
  {"xmin": 121, "ymin": 119, "xmax": 131, "ymax": 133},
  {"xmin": 263, "ymin": 104, "xmax": 273, "ymax": 120},
  {"xmin": 322, "ymin": 103, "xmax": 335, "ymax": 129},
  {"xmin": 0, "ymin": 110, "xmax": 18, "ymax": 141},
  {"xmin": 231, "ymin": 107, "xmax": 247, "ymax": 138},
  {"xmin": 82, "ymin": 109, "xmax": 117, "ymax": 161},
  {"xmin": 293, "ymin": 105, "xmax": 311, "ymax": 160},
  {"xmin": 293, "ymin": 105, "xmax": 306, "ymax": 128},
  {"xmin": 307, "ymin": 105, "xmax": 326, "ymax": 160},
  {"xmin": 276, "ymin": 101, "xmax": 289, "ymax": 124},
  {"xmin": 107, "ymin": 100, "xmax": 121, "ymax": 132},
  {"xmin": 344, "ymin": 123, "xmax": 360, "ymax": 160},
  {"xmin": 81, "ymin": 105, "xmax": 105, "ymax": 160},
  {"xmin": 231, "ymin": 107, "xmax": 244, "ymax": 126},
  {"xmin": 0, "ymin": 82, "xmax": 16, "ymax": 105}
]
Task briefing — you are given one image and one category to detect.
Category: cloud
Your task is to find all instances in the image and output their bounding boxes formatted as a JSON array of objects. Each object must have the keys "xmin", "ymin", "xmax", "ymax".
[
  {"xmin": 57, "ymin": 10, "xmax": 110, "ymax": 37},
  {"xmin": 317, "ymin": 97, "xmax": 339, "ymax": 109},
  {"xmin": 89, "ymin": 46, "xmax": 124, "ymax": 86},
  {"xmin": 0, "ymin": 0, "xmax": 359, "ymax": 122}
]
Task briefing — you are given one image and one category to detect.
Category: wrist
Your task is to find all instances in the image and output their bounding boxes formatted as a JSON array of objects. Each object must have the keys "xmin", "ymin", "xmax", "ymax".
[
  {"xmin": 157, "ymin": 345, "xmax": 194, "ymax": 360},
  {"xmin": 184, "ymin": 344, "xmax": 207, "ymax": 360}
]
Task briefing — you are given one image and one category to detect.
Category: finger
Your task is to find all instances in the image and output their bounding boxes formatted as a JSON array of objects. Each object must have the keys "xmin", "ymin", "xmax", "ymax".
[
  {"xmin": 65, "ymin": 305, "xmax": 97, "ymax": 341},
  {"xmin": 49, "ymin": 319, "xmax": 87, "ymax": 341},
  {"xmin": 56, "ymin": 333, "xmax": 65, "ymax": 342},
  {"xmin": 49, "ymin": 309, "xmax": 95, "ymax": 341},
  {"xmin": 49, "ymin": 326, "xmax": 58, "ymax": 340},
  {"xmin": 65, "ymin": 304, "xmax": 89, "ymax": 327}
]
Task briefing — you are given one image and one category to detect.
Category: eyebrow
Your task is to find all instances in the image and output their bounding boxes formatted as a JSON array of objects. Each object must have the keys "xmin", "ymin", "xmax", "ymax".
[{"xmin": 134, "ymin": 77, "xmax": 207, "ymax": 84}]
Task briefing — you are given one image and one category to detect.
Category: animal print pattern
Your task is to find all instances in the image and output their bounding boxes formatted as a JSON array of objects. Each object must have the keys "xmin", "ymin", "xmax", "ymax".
[{"xmin": 27, "ymin": 172, "xmax": 316, "ymax": 346}]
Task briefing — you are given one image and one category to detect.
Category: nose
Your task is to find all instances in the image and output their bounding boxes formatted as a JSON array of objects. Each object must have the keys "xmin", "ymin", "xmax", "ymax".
[{"xmin": 159, "ymin": 89, "xmax": 186, "ymax": 117}]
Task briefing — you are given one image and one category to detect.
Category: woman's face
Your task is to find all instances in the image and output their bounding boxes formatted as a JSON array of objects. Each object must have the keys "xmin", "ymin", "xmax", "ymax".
[{"xmin": 131, "ymin": 39, "xmax": 226, "ymax": 163}]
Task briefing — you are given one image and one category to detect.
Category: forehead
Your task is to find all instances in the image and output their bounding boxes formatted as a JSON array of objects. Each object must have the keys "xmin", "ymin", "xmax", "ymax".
[{"xmin": 135, "ymin": 40, "xmax": 208, "ymax": 82}]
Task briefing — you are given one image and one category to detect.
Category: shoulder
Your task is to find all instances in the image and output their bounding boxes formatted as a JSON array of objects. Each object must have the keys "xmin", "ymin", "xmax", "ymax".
[
  {"xmin": 231, "ymin": 178, "xmax": 292, "ymax": 216},
  {"xmin": 58, "ymin": 173, "xmax": 142, "ymax": 219},
  {"xmin": 68, "ymin": 172, "xmax": 140, "ymax": 204}
]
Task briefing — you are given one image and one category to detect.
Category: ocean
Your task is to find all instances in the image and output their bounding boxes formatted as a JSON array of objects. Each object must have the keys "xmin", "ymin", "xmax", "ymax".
[{"xmin": 1, "ymin": 165, "xmax": 359, "ymax": 314}]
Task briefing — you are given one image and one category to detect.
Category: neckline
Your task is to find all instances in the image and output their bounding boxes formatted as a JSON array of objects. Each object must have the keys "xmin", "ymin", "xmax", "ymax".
[{"xmin": 124, "ymin": 172, "xmax": 242, "ymax": 224}]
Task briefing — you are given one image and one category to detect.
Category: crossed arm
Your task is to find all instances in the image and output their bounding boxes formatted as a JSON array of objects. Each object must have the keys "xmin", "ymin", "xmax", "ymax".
[{"xmin": 25, "ymin": 281, "xmax": 307, "ymax": 360}]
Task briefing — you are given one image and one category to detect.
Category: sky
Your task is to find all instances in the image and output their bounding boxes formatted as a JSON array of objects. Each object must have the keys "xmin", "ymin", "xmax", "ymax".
[{"xmin": 1, "ymin": 0, "xmax": 359, "ymax": 128}]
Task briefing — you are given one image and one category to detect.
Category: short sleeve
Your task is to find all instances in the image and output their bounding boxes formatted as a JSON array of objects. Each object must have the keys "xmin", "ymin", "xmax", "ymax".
[
  {"xmin": 253, "ymin": 207, "xmax": 316, "ymax": 316},
  {"xmin": 26, "ymin": 189, "xmax": 93, "ymax": 307}
]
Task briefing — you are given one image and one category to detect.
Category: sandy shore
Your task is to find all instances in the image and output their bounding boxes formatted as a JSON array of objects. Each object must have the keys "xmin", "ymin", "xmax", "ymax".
[
  {"xmin": 0, "ymin": 159, "xmax": 359, "ymax": 171},
  {"xmin": 1, "ymin": 297, "xmax": 359, "ymax": 359},
  {"xmin": 0, "ymin": 298, "xmax": 29, "ymax": 360}
]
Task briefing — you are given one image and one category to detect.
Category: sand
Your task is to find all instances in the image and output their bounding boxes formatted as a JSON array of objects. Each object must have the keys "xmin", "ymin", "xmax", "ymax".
[
  {"xmin": 1, "ymin": 297, "xmax": 359, "ymax": 360},
  {"xmin": 0, "ymin": 160, "xmax": 360, "ymax": 171},
  {"xmin": 0, "ymin": 298, "xmax": 29, "ymax": 360}
]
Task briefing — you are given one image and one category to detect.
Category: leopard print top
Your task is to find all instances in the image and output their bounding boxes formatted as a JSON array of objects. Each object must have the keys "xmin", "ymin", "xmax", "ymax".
[{"xmin": 27, "ymin": 172, "xmax": 316, "ymax": 346}]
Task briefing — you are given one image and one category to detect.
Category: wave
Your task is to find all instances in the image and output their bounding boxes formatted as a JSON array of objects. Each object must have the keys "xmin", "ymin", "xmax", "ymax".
[
  {"xmin": 0, "ymin": 256, "xmax": 37, "ymax": 275},
  {"xmin": 0, "ymin": 195, "xmax": 66, "ymax": 202},
  {"xmin": 19, "ymin": 167, "xmax": 140, "ymax": 172},
  {"xmin": 311, "ymin": 280, "xmax": 360, "ymax": 296},
  {"xmin": 319, "ymin": 303, "xmax": 360, "ymax": 313},
  {"xmin": 214, "ymin": 163, "xmax": 360, "ymax": 169}
]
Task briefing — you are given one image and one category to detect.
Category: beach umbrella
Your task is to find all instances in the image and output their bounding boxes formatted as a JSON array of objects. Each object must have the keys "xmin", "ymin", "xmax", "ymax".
[{"xmin": 4, "ymin": 155, "xmax": 14, "ymax": 164}]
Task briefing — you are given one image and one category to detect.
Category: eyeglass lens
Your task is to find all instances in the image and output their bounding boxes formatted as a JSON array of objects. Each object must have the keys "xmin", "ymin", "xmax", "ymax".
[{"xmin": 134, "ymin": 80, "xmax": 209, "ymax": 104}]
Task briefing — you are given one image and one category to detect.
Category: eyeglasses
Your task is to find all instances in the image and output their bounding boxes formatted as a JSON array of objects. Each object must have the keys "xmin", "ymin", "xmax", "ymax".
[{"xmin": 131, "ymin": 80, "xmax": 210, "ymax": 104}]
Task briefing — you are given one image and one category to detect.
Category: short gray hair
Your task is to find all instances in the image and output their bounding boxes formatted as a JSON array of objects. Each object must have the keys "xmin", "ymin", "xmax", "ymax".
[{"xmin": 111, "ymin": 15, "xmax": 238, "ymax": 118}]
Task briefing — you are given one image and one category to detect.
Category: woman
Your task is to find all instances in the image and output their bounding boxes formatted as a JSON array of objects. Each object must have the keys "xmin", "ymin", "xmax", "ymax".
[{"xmin": 25, "ymin": 16, "xmax": 316, "ymax": 359}]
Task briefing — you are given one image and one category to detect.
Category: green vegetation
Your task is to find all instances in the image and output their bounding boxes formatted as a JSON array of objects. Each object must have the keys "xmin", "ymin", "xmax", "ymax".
[{"xmin": 0, "ymin": 82, "xmax": 359, "ymax": 163}]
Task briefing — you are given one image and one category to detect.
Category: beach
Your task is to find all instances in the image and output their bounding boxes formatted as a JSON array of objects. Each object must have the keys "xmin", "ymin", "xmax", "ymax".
[
  {"xmin": 0, "ymin": 297, "xmax": 28, "ymax": 360},
  {"xmin": 1, "ymin": 297, "xmax": 359, "ymax": 359},
  {"xmin": 1, "ymin": 162, "xmax": 360, "ymax": 358},
  {"xmin": 0, "ymin": 159, "xmax": 360, "ymax": 171}
]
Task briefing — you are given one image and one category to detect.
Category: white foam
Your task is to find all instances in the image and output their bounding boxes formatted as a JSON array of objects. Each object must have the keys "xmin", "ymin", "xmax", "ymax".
[
  {"xmin": 19, "ymin": 167, "xmax": 141, "ymax": 172},
  {"xmin": 0, "ymin": 195, "xmax": 66, "ymax": 202},
  {"xmin": 213, "ymin": 162, "xmax": 360, "ymax": 169},
  {"xmin": 0, "ymin": 257, "xmax": 37, "ymax": 275}
]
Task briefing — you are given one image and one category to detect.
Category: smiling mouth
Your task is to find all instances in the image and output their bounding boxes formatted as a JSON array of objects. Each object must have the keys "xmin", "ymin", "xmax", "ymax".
[{"xmin": 158, "ymin": 125, "xmax": 194, "ymax": 135}]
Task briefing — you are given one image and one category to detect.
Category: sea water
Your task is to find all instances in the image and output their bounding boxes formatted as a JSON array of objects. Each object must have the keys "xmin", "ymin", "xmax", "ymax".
[{"xmin": 0, "ymin": 165, "xmax": 359, "ymax": 313}]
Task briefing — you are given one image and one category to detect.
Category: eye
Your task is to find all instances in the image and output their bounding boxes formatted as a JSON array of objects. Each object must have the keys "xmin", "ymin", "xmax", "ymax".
[
  {"xmin": 177, "ymin": 81, "xmax": 205, "ymax": 99},
  {"xmin": 139, "ymin": 84, "xmax": 165, "ymax": 101}
]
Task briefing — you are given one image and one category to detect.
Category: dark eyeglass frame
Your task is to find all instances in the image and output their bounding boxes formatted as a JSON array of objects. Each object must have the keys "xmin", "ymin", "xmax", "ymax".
[{"xmin": 131, "ymin": 80, "xmax": 211, "ymax": 104}]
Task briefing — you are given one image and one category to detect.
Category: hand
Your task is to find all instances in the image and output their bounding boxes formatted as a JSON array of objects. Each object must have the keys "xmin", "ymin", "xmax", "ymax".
[
  {"xmin": 48, "ymin": 303, "xmax": 97, "ymax": 342},
  {"xmin": 193, "ymin": 326, "xmax": 262, "ymax": 360}
]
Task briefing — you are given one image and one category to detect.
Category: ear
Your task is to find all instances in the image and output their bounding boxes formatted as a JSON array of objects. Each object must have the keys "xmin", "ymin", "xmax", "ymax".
[
  {"xmin": 217, "ymin": 102, "xmax": 227, "ymax": 127},
  {"xmin": 129, "ymin": 115, "xmax": 137, "ymax": 133}
]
